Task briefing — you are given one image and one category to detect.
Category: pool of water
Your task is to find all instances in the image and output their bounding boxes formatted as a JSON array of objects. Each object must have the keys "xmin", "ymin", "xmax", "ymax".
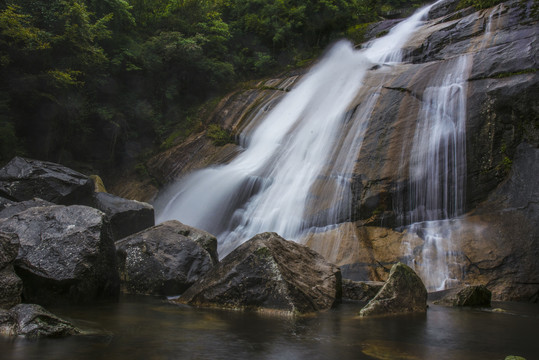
[{"xmin": 1, "ymin": 296, "xmax": 538, "ymax": 360}]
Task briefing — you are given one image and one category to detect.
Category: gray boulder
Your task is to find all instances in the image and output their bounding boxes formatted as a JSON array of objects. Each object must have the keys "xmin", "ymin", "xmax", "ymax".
[
  {"xmin": 359, "ymin": 263, "xmax": 427, "ymax": 316},
  {"xmin": 0, "ymin": 266, "xmax": 23, "ymax": 309},
  {"xmin": 0, "ymin": 231, "xmax": 18, "ymax": 268},
  {"xmin": 0, "ymin": 308, "xmax": 17, "ymax": 336},
  {"xmin": 0, "ymin": 196, "xmax": 15, "ymax": 211},
  {"xmin": 0, "ymin": 198, "xmax": 54, "ymax": 219},
  {"xmin": 342, "ymin": 279, "xmax": 384, "ymax": 302},
  {"xmin": 94, "ymin": 192, "xmax": 155, "ymax": 241},
  {"xmin": 171, "ymin": 221, "xmax": 219, "ymax": 265},
  {"xmin": 0, "ymin": 232, "xmax": 22, "ymax": 309},
  {"xmin": 0, "ymin": 157, "xmax": 94, "ymax": 205},
  {"xmin": 432, "ymin": 285, "xmax": 492, "ymax": 307},
  {"xmin": 116, "ymin": 220, "xmax": 217, "ymax": 296},
  {"xmin": 177, "ymin": 232, "xmax": 342, "ymax": 315},
  {"xmin": 0, "ymin": 205, "xmax": 119, "ymax": 305},
  {"xmin": 0, "ymin": 304, "xmax": 81, "ymax": 338}
]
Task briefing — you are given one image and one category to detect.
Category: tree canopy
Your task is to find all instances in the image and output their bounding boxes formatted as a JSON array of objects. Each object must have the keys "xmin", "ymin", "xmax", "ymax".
[{"xmin": 0, "ymin": 0, "xmax": 426, "ymax": 176}]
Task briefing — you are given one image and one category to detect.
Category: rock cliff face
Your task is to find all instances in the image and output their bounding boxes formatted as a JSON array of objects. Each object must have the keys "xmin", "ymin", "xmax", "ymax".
[{"xmin": 148, "ymin": 0, "xmax": 538, "ymax": 301}]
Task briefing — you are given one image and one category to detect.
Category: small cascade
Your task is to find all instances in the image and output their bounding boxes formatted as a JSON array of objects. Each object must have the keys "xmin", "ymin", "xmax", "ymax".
[
  {"xmin": 401, "ymin": 4, "xmax": 504, "ymax": 290},
  {"xmin": 156, "ymin": 3, "xmax": 438, "ymax": 258}
]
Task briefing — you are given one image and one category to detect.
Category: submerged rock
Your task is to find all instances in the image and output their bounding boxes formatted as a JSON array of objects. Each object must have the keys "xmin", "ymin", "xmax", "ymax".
[
  {"xmin": 0, "ymin": 304, "xmax": 81, "ymax": 338},
  {"xmin": 431, "ymin": 285, "xmax": 492, "ymax": 307},
  {"xmin": 0, "ymin": 157, "xmax": 94, "ymax": 206},
  {"xmin": 359, "ymin": 263, "xmax": 427, "ymax": 316},
  {"xmin": 116, "ymin": 220, "xmax": 217, "ymax": 296},
  {"xmin": 0, "ymin": 205, "xmax": 119, "ymax": 305},
  {"xmin": 94, "ymin": 192, "xmax": 154, "ymax": 241},
  {"xmin": 342, "ymin": 279, "xmax": 384, "ymax": 302},
  {"xmin": 177, "ymin": 232, "xmax": 342, "ymax": 315}
]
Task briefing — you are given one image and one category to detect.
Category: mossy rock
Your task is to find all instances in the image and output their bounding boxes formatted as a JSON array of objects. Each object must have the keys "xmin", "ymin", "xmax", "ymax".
[{"xmin": 89, "ymin": 175, "xmax": 107, "ymax": 193}]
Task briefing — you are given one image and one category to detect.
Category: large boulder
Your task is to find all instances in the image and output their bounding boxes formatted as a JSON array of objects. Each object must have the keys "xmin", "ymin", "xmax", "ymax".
[
  {"xmin": 94, "ymin": 192, "xmax": 154, "ymax": 241},
  {"xmin": 0, "ymin": 304, "xmax": 82, "ymax": 338},
  {"xmin": 0, "ymin": 205, "xmax": 119, "ymax": 305},
  {"xmin": 177, "ymin": 232, "xmax": 342, "ymax": 315},
  {"xmin": 0, "ymin": 266, "xmax": 23, "ymax": 309},
  {"xmin": 0, "ymin": 231, "xmax": 18, "ymax": 269},
  {"xmin": 116, "ymin": 220, "xmax": 217, "ymax": 296},
  {"xmin": 0, "ymin": 198, "xmax": 54, "ymax": 219},
  {"xmin": 359, "ymin": 263, "xmax": 427, "ymax": 316},
  {"xmin": 0, "ymin": 157, "xmax": 94, "ymax": 206},
  {"xmin": 0, "ymin": 196, "xmax": 15, "ymax": 211},
  {"xmin": 0, "ymin": 232, "xmax": 22, "ymax": 309},
  {"xmin": 431, "ymin": 285, "xmax": 492, "ymax": 307}
]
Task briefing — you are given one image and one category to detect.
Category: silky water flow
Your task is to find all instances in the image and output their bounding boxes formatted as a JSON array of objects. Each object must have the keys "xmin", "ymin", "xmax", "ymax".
[{"xmin": 156, "ymin": 1, "xmax": 473, "ymax": 290}]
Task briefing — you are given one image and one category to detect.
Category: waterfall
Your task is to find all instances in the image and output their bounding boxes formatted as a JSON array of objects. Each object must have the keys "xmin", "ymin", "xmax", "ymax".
[
  {"xmin": 401, "ymin": 5, "xmax": 503, "ymax": 290},
  {"xmin": 156, "ymin": 3, "xmax": 438, "ymax": 258},
  {"xmin": 403, "ymin": 54, "xmax": 473, "ymax": 290}
]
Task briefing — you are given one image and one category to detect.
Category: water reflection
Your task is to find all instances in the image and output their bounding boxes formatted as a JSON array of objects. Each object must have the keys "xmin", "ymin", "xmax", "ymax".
[{"xmin": 1, "ymin": 296, "xmax": 537, "ymax": 360}]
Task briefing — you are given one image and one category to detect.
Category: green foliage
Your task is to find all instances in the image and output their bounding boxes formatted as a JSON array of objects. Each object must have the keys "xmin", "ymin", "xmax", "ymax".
[
  {"xmin": 0, "ymin": 0, "xmax": 418, "ymax": 174},
  {"xmin": 456, "ymin": 0, "xmax": 505, "ymax": 10},
  {"xmin": 346, "ymin": 23, "xmax": 372, "ymax": 45},
  {"xmin": 206, "ymin": 124, "xmax": 234, "ymax": 146}
]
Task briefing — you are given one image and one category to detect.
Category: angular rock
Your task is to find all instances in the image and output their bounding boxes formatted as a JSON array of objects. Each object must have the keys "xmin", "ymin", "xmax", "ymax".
[
  {"xmin": 116, "ymin": 220, "xmax": 217, "ymax": 296},
  {"xmin": 0, "ymin": 266, "xmax": 23, "ymax": 309},
  {"xmin": 0, "ymin": 231, "xmax": 19, "ymax": 269},
  {"xmin": 0, "ymin": 196, "xmax": 15, "ymax": 211},
  {"xmin": 342, "ymin": 279, "xmax": 384, "ymax": 302},
  {"xmin": 0, "ymin": 232, "xmax": 22, "ymax": 309},
  {"xmin": 0, "ymin": 157, "xmax": 94, "ymax": 205},
  {"xmin": 9, "ymin": 304, "xmax": 81, "ymax": 338},
  {"xmin": 172, "ymin": 221, "xmax": 219, "ymax": 265},
  {"xmin": 0, "ymin": 205, "xmax": 119, "ymax": 305},
  {"xmin": 177, "ymin": 232, "xmax": 342, "ymax": 315},
  {"xmin": 432, "ymin": 285, "xmax": 492, "ymax": 307},
  {"xmin": 0, "ymin": 198, "xmax": 54, "ymax": 219},
  {"xmin": 359, "ymin": 263, "xmax": 427, "ymax": 316},
  {"xmin": 0, "ymin": 309, "xmax": 17, "ymax": 336},
  {"xmin": 94, "ymin": 192, "xmax": 154, "ymax": 241}
]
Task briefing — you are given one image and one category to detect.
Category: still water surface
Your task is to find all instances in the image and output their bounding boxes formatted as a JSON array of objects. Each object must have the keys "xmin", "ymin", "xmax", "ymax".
[{"xmin": 1, "ymin": 296, "xmax": 538, "ymax": 360}]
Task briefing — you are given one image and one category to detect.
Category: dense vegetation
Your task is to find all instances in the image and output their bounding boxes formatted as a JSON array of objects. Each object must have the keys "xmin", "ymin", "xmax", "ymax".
[{"xmin": 0, "ymin": 0, "xmax": 426, "ymax": 178}]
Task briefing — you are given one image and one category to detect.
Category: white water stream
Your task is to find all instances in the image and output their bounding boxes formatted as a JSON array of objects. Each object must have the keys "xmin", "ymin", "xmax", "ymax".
[
  {"xmin": 155, "ymin": 1, "xmax": 496, "ymax": 291},
  {"xmin": 157, "ymin": 3, "xmax": 437, "ymax": 257},
  {"xmin": 401, "ymin": 5, "xmax": 504, "ymax": 290}
]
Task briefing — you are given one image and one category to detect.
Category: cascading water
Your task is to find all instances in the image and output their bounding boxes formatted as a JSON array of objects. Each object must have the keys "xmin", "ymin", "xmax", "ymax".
[
  {"xmin": 402, "ymin": 54, "xmax": 472, "ymax": 290},
  {"xmin": 156, "ymin": 3, "xmax": 438, "ymax": 258},
  {"xmin": 401, "ymin": 5, "xmax": 505, "ymax": 290}
]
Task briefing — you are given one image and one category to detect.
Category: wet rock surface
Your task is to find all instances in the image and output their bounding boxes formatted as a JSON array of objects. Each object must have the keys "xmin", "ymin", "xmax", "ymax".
[
  {"xmin": 431, "ymin": 285, "xmax": 492, "ymax": 307},
  {"xmin": 94, "ymin": 191, "xmax": 154, "ymax": 241},
  {"xmin": 359, "ymin": 263, "xmax": 427, "ymax": 316},
  {"xmin": 0, "ymin": 157, "xmax": 94, "ymax": 206},
  {"xmin": 342, "ymin": 279, "xmax": 384, "ymax": 302},
  {"xmin": 0, "ymin": 232, "xmax": 22, "ymax": 309},
  {"xmin": 0, "ymin": 198, "xmax": 54, "ymax": 219},
  {"xmin": 0, "ymin": 304, "xmax": 82, "ymax": 338},
  {"xmin": 116, "ymin": 220, "xmax": 217, "ymax": 296},
  {"xmin": 178, "ymin": 232, "xmax": 342, "ymax": 315},
  {"xmin": 0, "ymin": 205, "xmax": 119, "ymax": 305}
]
